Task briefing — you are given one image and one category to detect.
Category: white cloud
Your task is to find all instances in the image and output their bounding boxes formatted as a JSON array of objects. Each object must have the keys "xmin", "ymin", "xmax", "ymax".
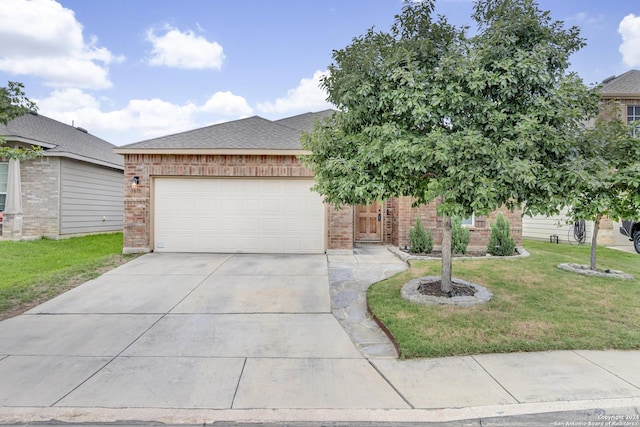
[
  {"xmin": 257, "ymin": 70, "xmax": 334, "ymax": 115},
  {"xmin": 619, "ymin": 14, "xmax": 640, "ymax": 68},
  {"xmin": 0, "ymin": 0, "xmax": 122, "ymax": 89},
  {"xmin": 127, "ymin": 98, "xmax": 199, "ymax": 134},
  {"xmin": 146, "ymin": 25, "xmax": 225, "ymax": 70},
  {"xmin": 37, "ymin": 88, "xmax": 100, "ymax": 112},
  {"xmin": 564, "ymin": 12, "xmax": 605, "ymax": 26},
  {"xmin": 200, "ymin": 91, "xmax": 253, "ymax": 116},
  {"xmin": 36, "ymin": 88, "xmax": 254, "ymax": 145}
]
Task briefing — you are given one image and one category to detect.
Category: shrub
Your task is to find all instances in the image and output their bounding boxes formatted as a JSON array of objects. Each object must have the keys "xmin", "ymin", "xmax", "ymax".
[
  {"xmin": 487, "ymin": 213, "xmax": 516, "ymax": 256},
  {"xmin": 451, "ymin": 216, "xmax": 470, "ymax": 254},
  {"xmin": 409, "ymin": 217, "xmax": 433, "ymax": 254}
]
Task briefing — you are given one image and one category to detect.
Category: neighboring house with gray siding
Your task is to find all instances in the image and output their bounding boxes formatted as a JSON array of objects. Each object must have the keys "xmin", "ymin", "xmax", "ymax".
[
  {"xmin": 0, "ymin": 111, "xmax": 123, "ymax": 239},
  {"xmin": 523, "ymin": 70, "xmax": 640, "ymax": 246}
]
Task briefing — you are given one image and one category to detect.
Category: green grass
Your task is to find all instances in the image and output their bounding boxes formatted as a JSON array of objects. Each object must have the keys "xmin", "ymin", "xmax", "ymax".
[
  {"xmin": 0, "ymin": 233, "xmax": 136, "ymax": 318},
  {"xmin": 368, "ymin": 240, "xmax": 640, "ymax": 359}
]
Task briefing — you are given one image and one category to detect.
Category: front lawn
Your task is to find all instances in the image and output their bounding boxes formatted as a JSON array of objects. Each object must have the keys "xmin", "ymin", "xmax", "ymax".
[
  {"xmin": 0, "ymin": 233, "xmax": 136, "ymax": 320},
  {"xmin": 368, "ymin": 240, "xmax": 640, "ymax": 359}
]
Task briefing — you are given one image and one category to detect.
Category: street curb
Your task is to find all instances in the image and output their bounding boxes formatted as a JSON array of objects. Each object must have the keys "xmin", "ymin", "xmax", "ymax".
[{"xmin": 2, "ymin": 398, "xmax": 640, "ymax": 425}]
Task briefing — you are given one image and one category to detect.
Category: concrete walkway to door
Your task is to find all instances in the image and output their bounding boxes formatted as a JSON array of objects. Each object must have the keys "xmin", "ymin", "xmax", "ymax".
[{"xmin": 0, "ymin": 247, "xmax": 639, "ymax": 425}]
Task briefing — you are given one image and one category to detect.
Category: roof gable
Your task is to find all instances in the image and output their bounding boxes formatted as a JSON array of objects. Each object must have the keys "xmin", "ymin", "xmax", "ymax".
[
  {"xmin": 0, "ymin": 112, "xmax": 123, "ymax": 169},
  {"xmin": 274, "ymin": 109, "xmax": 336, "ymax": 132},
  {"xmin": 118, "ymin": 110, "xmax": 337, "ymax": 152}
]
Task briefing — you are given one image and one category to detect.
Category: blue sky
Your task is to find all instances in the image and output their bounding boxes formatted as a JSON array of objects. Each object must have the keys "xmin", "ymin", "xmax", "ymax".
[{"xmin": 1, "ymin": 0, "xmax": 639, "ymax": 146}]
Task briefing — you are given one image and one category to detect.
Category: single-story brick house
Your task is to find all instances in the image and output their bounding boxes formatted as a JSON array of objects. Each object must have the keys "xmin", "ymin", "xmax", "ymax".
[
  {"xmin": 0, "ymin": 111, "xmax": 124, "ymax": 239},
  {"xmin": 115, "ymin": 110, "xmax": 522, "ymax": 254}
]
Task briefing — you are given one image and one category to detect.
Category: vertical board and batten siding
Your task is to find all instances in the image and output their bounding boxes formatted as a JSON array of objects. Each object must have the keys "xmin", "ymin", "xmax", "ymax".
[
  {"xmin": 522, "ymin": 208, "xmax": 593, "ymax": 244},
  {"xmin": 59, "ymin": 159, "xmax": 123, "ymax": 235}
]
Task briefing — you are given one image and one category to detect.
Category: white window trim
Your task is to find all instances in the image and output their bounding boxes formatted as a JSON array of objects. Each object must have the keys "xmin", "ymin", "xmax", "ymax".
[
  {"xmin": 0, "ymin": 162, "xmax": 8, "ymax": 212},
  {"xmin": 460, "ymin": 214, "xmax": 474, "ymax": 228},
  {"xmin": 627, "ymin": 105, "xmax": 640, "ymax": 136}
]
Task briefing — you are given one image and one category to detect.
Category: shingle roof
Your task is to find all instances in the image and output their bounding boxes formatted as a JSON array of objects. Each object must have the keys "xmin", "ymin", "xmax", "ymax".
[
  {"xmin": 0, "ymin": 111, "xmax": 123, "ymax": 169},
  {"xmin": 274, "ymin": 109, "xmax": 336, "ymax": 132},
  {"xmin": 600, "ymin": 70, "xmax": 640, "ymax": 97},
  {"xmin": 118, "ymin": 110, "xmax": 337, "ymax": 151},
  {"xmin": 120, "ymin": 116, "xmax": 300, "ymax": 150}
]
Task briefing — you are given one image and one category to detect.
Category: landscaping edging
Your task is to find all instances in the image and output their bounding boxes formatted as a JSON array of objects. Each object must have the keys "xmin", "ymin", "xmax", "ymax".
[
  {"xmin": 401, "ymin": 276, "xmax": 494, "ymax": 307},
  {"xmin": 557, "ymin": 263, "xmax": 635, "ymax": 280},
  {"xmin": 387, "ymin": 246, "xmax": 530, "ymax": 261}
]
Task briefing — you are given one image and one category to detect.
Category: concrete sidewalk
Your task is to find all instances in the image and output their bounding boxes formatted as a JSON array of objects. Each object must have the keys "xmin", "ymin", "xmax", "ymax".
[
  {"xmin": 607, "ymin": 244, "xmax": 638, "ymax": 254},
  {"xmin": 0, "ymin": 247, "xmax": 639, "ymax": 425}
]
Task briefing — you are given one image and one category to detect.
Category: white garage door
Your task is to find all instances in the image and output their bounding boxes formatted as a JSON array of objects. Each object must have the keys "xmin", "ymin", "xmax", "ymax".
[{"xmin": 154, "ymin": 178, "xmax": 325, "ymax": 253}]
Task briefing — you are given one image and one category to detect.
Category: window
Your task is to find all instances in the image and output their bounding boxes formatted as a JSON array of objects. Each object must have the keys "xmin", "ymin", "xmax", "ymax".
[
  {"xmin": 627, "ymin": 105, "xmax": 640, "ymax": 136},
  {"xmin": 0, "ymin": 162, "xmax": 7, "ymax": 211},
  {"xmin": 460, "ymin": 214, "xmax": 474, "ymax": 227}
]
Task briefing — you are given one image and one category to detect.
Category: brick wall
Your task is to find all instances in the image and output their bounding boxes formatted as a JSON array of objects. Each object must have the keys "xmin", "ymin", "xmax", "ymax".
[
  {"xmin": 392, "ymin": 197, "xmax": 523, "ymax": 250},
  {"xmin": 393, "ymin": 197, "xmax": 442, "ymax": 249},
  {"xmin": 123, "ymin": 153, "xmax": 353, "ymax": 252},
  {"xmin": 20, "ymin": 156, "xmax": 60, "ymax": 237},
  {"xmin": 383, "ymin": 200, "xmax": 394, "ymax": 243},
  {"xmin": 122, "ymin": 153, "xmax": 523, "ymax": 253},
  {"xmin": 327, "ymin": 204, "xmax": 353, "ymax": 250}
]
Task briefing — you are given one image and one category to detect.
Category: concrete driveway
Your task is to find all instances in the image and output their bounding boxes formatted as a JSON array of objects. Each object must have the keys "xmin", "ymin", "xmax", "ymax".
[
  {"xmin": 0, "ymin": 253, "xmax": 407, "ymax": 409},
  {"xmin": 1, "ymin": 248, "xmax": 640, "ymax": 425}
]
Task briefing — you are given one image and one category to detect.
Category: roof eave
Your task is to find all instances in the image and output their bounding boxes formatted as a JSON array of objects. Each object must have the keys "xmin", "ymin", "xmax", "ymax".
[
  {"xmin": 1, "ymin": 135, "xmax": 57, "ymax": 149},
  {"xmin": 601, "ymin": 93, "xmax": 640, "ymax": 99},
  {"xmin": 44, "ymin": 151, "xmax": 124, "ymax": 170},
  {"xmin": 113, "ymin": 148, "xmax": 311, "ymax": 156}
]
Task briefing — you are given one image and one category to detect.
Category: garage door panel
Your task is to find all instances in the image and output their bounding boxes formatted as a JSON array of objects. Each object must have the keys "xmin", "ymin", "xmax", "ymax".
[
  {"xmin": 199, "ymin": 198, "xmax": 219, "ymax": 211},
  {"xmin": 156, "ymin": 195, "xmax": 197, "ymax": 212},
  {"xmin": 214, "ymin": 199, "xmax": 240, "ymax": 213},
  {"xmin": 262, "ymin": 199, "xmax": 280, "ymax": 213},
  {"xmin": 208, "ymin": 217, "xmax": 237, "ymax": 231},
  {"xmin": 242, "ymin": 217, "xmax": 262, "ymax": 233},
  {"xmin": 154, "ymin": 178, "xmax": 325, "ymax": 253},
  {"xmin": 263, "ymin": 218, "xmax": 280, "ymax": 232},
  {"xmin": 283, "ymin": 218, "xmax": 303, "ymax": 231},
  {"xmin": 242, "ymin": 198, "xmax": 262, "ymax": 212}
]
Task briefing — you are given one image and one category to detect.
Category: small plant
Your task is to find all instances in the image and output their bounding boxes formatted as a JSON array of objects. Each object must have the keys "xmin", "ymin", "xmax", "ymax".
[
  {"xmin": 451, "ymin": 216, "xmax": 470, "ymax": 254},
  {"xmin": 487, "ymin": 213, "xmax": 516, "ymax": 256},
  {"xmin": 409, "ymin": 217, "xmax": 433, "ymax": 254}
]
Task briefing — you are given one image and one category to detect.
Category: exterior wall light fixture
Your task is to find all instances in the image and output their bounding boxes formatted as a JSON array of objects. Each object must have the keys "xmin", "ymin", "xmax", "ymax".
[{"xmin": 131, "ymin": 176, "xmax": 140, "ymax": 189}]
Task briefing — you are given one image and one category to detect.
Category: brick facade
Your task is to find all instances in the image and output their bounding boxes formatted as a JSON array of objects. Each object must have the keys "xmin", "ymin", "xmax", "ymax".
[
  {"xmin": 122, "ymin": 153, "xmax": 523, "ymax": 253},
  {"xmin": 391, "ymin": 197, "xmax": 522, "ymax": 250},
  {"xmin": 20, "ymin": 156, "xmax": 60, "ymax": 237},
  {"xmin": 122, "ymin": 153, "xmax": 353, "ymax": 252},
  {"xmin": 327, "ymin": 205, "xmax": 353, "ymax": 250}
]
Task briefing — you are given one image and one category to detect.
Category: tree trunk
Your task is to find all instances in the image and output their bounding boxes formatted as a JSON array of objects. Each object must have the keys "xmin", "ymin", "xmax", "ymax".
[
  {"xmin": 590, "ymin": 216, "xmax": 601, "ymax": 271},
  {"xmin": 441, "ymin": 215, "xmax": 453, "ymax": 293}
]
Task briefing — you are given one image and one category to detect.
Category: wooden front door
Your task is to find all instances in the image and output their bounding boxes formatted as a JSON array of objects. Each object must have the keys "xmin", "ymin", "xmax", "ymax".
[{"xmin": 355, "ymin": 202, "xmax": 382, "ymax": 242}]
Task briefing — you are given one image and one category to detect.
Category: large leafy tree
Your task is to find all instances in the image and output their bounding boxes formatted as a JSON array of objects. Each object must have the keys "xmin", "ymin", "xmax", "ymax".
[
  {"xmin": 0, "ymin": 81, "xmax": 42, "ymax": 159},
  {"xmin": 302, "ymin": 0, "xmax": 599, "ymax": 291},
  {"xmin": 568, "ymin": 111, "xmax": 640, "ymax": 270}
]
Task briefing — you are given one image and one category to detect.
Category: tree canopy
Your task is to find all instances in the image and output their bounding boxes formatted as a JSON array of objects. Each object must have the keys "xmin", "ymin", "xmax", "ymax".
[
  {"xmin": 568, "ymin": 110, "xmax": 640, "ymax": 269},
  {"xmin": 0, "ymin": 81, "xmax": 42, "ymax": 160},
  {"xmin": 304, "ymin": 0, "xmax": 598, "ymax": 217},
  {"xmin": 302, "ymin": 0, "xmax": 600, "ymax": 290}
]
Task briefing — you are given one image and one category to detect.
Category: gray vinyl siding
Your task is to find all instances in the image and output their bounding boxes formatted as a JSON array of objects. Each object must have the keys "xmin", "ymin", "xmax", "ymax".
[
  {"xmin": 59, "ymin": 159, "xmax": 123, "ymax": 235},
  {"xmin": 522, "ymin": 208, "xmax": 593, "ymax": 244}
]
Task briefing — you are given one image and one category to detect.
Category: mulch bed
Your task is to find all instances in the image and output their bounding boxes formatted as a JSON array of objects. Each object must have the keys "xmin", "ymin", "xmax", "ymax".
[
  {"xmin": 417, "ymin": 279, "xmax": 477, "ymax": 298},
  {"xmin": 406, "ymin": 250, "xmax": 489, "ymax": 258}
]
